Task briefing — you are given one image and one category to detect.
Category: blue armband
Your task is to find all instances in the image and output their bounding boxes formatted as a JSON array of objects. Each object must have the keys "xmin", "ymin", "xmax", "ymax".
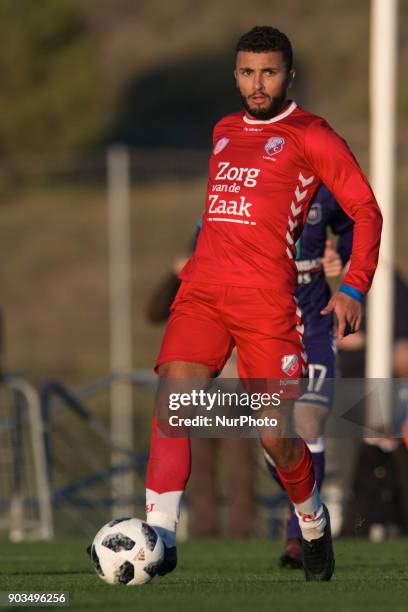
[{"xmin": 339, "ymin": 284, "xmax": 364, "ymax": 303}]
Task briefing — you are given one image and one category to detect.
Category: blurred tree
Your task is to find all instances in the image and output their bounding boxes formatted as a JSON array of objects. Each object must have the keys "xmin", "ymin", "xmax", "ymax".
[{"xmin": 0, "ymin": 0, "xmax": 106, "ymax": 173}]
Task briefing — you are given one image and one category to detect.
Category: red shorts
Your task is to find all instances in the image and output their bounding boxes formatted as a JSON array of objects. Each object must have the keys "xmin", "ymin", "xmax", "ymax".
[{"xmin": 156, "ymin": 282, "xmax": 306, "ymax": 382}]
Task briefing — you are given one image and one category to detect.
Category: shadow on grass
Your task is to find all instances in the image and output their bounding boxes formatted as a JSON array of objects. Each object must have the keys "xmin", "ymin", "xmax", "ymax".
[{"xmin": 5, "ymin": 570, "xmax": 93, "ymax": 576}]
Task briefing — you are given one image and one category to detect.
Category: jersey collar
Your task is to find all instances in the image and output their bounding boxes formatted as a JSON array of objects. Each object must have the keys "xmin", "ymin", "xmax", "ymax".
[{"xmin": 243, "ymin": 101, "xmax": 297, "ymax": 124}]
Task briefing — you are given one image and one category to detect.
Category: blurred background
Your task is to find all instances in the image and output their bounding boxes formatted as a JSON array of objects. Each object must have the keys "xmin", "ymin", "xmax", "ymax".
[{"xmin": 0, "ymin": 0, "xmax": 407, "ymax": 542}]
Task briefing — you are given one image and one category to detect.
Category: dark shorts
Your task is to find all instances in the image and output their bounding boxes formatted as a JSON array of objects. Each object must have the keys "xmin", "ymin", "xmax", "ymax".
[{"xmin": 297, "ymin": 332, "xmax": 336, "ymax": 409}]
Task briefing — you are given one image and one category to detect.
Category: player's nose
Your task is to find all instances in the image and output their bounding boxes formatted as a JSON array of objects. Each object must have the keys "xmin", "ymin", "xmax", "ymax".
[{"xmin": 253, "ymin": 72, "xmax": 264, "ymax": 91}]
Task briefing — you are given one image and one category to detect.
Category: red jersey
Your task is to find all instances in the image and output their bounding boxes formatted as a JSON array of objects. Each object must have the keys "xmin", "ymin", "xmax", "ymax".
[{"xmin": 180, "ymin": 101, "xmax": 382, "ymax": 295}]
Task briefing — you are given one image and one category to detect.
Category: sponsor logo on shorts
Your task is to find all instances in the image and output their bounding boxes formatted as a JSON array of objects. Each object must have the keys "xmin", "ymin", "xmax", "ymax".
[
  {"xmin": 265, "ymin": 136, "xmax": 285, "ymax": 156},
  {"xmin": 213, "ymin": 137, "xmax": 229, "ymax": 155},
  {"xmin": 281, "ymin": 354, "xmax": 299, "ymax": 376}
]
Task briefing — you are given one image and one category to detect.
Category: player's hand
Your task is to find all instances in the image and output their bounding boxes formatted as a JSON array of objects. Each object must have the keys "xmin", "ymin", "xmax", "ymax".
[
  {"xmin": 320, "ymin": 291, "xmax": 362, "ymax": 340},
  {"xmin": 321, "ymin": 239, "xmax": 342, "ymax": 278}
]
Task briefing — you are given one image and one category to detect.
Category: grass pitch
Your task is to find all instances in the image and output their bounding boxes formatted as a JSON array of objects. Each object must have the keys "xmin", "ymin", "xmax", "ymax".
[{"xmin": 0, "ymin": 538, "xmax": 406, "ymax": 612}]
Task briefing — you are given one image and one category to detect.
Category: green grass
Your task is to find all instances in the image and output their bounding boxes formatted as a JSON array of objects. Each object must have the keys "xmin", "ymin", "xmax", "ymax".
[{"xmin": 0, "ymin": 539, "xmax": 407, "ymax": 612}]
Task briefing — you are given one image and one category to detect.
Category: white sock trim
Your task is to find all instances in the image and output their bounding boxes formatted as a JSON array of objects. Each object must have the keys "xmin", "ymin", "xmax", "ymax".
[
  {"xmin": 146, "ymin": 510, "xmax": 177, "ymax": 532},
  {"xmin": 146, "ymin": 489, "xmax": 183, "ymax": 522},
  {"xmin": 295, "ymin": 504, "xmax": 326, "ymax": 542},
  {"xmin": 294, "ymin": 485, "xmax": 326, "ymax": 542},
  {"xmin": 295, "ymin": 483, "xmax": 320, "ymax": 515}
]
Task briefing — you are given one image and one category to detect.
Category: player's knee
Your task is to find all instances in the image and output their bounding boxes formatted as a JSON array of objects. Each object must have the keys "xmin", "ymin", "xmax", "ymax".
[
  {"xmin": 157, "ymin": 361, "xmax": 213, "ymax": 378},
  {"xmin": 296, "ymin": 421, "xmax": 321, "ymax": 443},
  {"xmin": 294, "ymin": 404, "xmax": 327, "ymax": 441}
]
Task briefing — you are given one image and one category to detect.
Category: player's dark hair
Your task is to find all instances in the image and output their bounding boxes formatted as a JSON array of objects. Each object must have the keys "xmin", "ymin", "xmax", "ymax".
[{"xmin": 235, "ymin": 26, "xmax": 293, "ymax": 72}]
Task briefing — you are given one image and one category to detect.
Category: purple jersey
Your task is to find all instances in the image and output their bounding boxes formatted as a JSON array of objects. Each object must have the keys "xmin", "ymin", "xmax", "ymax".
[{"xmin": 295, "ymin": 184, "xmax": 354, "ymax": 338}]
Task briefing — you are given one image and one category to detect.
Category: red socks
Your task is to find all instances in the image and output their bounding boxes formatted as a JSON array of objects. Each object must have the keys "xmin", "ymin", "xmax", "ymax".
[
  {"xmin": 275, "ymin": 440, "xmax": 315, "ymax": 504},
  {"xmin": 146, "ymin": 417, "xmax": 191, "ymax": 494}
]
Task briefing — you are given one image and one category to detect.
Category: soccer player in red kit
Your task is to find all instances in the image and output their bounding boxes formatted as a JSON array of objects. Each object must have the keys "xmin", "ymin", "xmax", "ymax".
[{"xmin": 146, "ymin": 26, "xmax": 382, "ymax": 581}]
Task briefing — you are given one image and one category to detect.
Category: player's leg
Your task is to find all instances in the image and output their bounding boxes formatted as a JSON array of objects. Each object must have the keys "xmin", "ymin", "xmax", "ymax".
[
  {"xmin": 148, "ymin": 360, "xmax": 213, "ymax": 575},
  {"xmin": 231, "ymin": 300, "xmax": 325, "ymax": 543},
  {"xmin": 265, "ymin": 436, "xmax": 325, "ymax": 568},
  {"xmin": 227, "ymin": 287, "xmax": 334, "ymax": 580},
  {"xmin": 146, "ymin": 281, "xmax": 234, "ymax": 574},
  {"xmin": 258, "ymin": 412, "xmax": 333, "ymax": 581},
  {"xmin": 147, "ymin": 360, "xmax": 211, "ymax": 542},
  {"xmin": 268, "ymin": 333, "xmax": 335, "ymax": 567}
]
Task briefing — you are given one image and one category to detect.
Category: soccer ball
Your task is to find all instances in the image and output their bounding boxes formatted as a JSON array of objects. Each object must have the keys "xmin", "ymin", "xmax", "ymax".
[{"xmin": 90, "ymin": 517, "xmax": 164, "ymax": 585}]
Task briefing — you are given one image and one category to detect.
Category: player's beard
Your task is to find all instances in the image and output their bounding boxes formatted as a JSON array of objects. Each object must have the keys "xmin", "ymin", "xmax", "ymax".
[{"xmin": 240, "ymin": 89, "xmax": 288, "ymax": 120}]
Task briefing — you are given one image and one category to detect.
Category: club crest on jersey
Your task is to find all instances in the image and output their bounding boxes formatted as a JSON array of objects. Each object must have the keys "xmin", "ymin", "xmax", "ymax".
[
  {"xmin": 265, "ymin": 136, "xmax": 285, "ymax": 157},
  {"xmin": 307, "ymin": 202, "xmax": 322, "ymax": 225},
  {"xmin": 213, "ymin": 137, "xmax": 230, "ymax": 156},
  {"xmin": 281, "ymin": 354, "xmax": 299, "ymax": 376}
]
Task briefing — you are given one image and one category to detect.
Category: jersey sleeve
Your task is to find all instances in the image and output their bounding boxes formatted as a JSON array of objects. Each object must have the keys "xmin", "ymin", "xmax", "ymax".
[
  {"xmin": 304, "ymin": 118, "xmax": 382, "ymax": 295},
  {"xmin": 212, "ymin": 117, "xmax": 227, "ymax": 145}
]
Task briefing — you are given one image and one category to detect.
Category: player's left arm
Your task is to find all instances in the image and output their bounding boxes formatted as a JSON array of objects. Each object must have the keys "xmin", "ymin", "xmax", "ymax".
[{"xmin": 305, "ymin": 119, "xmax": 382, "ymax": 339}]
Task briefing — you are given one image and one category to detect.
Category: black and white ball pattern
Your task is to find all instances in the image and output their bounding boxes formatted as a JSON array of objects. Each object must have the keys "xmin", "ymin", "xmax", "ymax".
[{"xmin": 90, "ymin": 517, "xmax": 164, "ymax": 585}]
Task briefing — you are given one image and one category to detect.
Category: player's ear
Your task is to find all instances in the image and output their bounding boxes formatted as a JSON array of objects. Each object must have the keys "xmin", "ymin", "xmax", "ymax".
[{"xmin": 287, "ymin": 68, "xmax": 296, "ymax": 89}]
